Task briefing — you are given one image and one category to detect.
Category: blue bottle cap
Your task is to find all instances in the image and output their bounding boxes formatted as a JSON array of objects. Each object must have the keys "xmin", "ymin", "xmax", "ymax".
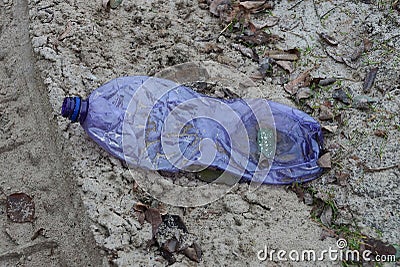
[{"xmin": 61, "ymin": 96, "xmax": 88, "ymax": 123}]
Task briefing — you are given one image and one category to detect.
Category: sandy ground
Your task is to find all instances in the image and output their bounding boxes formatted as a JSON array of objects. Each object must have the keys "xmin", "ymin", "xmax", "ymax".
[{"xmin": 1, "ymin": 0, "xmax": 399, "ymax": 266}]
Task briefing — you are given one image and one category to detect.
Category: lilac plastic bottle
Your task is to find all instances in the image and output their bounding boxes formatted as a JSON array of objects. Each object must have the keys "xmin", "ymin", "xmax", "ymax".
[{"xmin": 61, "ymin": 76, "xmax": 324, "ymax": 185}]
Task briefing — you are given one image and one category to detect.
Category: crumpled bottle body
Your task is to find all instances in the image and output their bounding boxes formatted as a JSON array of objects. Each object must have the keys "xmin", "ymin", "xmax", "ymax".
[{"xmin": 81, "ymin": 76, "xmax": 323, "ymax": 184}]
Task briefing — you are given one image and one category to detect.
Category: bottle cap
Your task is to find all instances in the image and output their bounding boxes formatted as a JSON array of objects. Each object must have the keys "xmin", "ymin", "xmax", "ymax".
[{"xmin": 61, "ymin": 96, "xmax": 88, "ymax": 123}]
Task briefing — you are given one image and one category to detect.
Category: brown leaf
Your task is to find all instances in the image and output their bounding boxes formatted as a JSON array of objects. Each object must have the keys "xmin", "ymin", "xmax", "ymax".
[
  {"xmin": 310, "ymin": 198, "xmax": 325, "ymax": 218},
  {"xmin": 317, "ymin": 153, "xmax": 331, "ymax": 169},
  {"xmin": 364, "ymin": 238, "xmax": 397, "ymax": 256},
  {"xmin": 296, "ymin": 87, "xmax": 312, "ymax": 100},
  {"xmin": 363, "ymin": 67, "xmax": 378, "ymax": 93},
  {"xmin": 318, "ymin": 32, "xmax": 338, "ymax": 46},
  {"xmin": 133, "ymin": 202, "xmax": 148, "ymax": 212},
  {"xmin": 284, "ymin": 68, "xmax": 312, "ymax": 95},
  {"xmin": 6, "ymin": 193, "xmax": 35, "ymax": 223},
  {"xmin": 249, "ymin": 16, "xmax": 279, "ymax": 30},
  {"xmin": 264, "ymin": 49, "xmax": 300, "ymax": 61},
  {"xmin": 321, "ymin": 125, "xmax": 338, "ymax": 133},
  {"xmin": 275, "ymin": 60, "xmax": 294, "ymax": 73},
  {"xmin": 237, "ymin": 31, "xmax": 282, "ymax": 46},
  {"xmin": 159, "ymin": 248, "xmax": 176, "ymax": 265},
  {"xmin": 239, "ymin": 1, "xmax": 274, "ymax": 13},
  {"xmin": 145, "ymin": 208, "xmax": 163, "ymax": 236},
  {"xmin": 374, "ymin": 129, "xmax": 387, "ymax": 138},
  {"xmin": 317, "ymin": 77, "xmax": 336, "ymax": 86},
  {"xmin": 136, "ymin": 211, "xmax": 146, "ymax": 225},
  {"xmin": 332, "ymin": 88, "xmax": 351, "ymax": 105},
  {"xmin": 52, "ymin": 21, "xmax": 73, "ymax": 50},
  {"xmin": 133, "ymin": 202, "xmax": 148, "ymax": 225},
  {"xmin": 183, "ymin": 242, "xmax": 202, "ymax": 263},
  {"xmin": 318, "ymin": 106, "xmax": 334, "ymax": 121}
]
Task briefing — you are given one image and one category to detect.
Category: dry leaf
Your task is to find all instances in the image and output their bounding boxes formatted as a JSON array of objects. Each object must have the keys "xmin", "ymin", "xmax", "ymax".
[
  {"xmin": 145, "ymin": 207, "xmax": 163, "ymax": 236},
  {"xmin": 321, "ymin": 125, "xmax": 338, "ymax": 133},
  {"xmin": 264, "ymin": 49, "xmax": 299, "ymax": 61},
  {"xmin": 296, "ymin": 87, "xmax": 312, "ymax": 100},
  {"xmin": 364, "ymin": 238, "xmax": 397, "ymax": 257},
  {"xmin": 318, "ymin": 32, "xmax": 338, "ymax": 46},
  {"xmin": 183, "ymin": 242, "xmax": 202, "ymax": 263},
  {"xmin": 31, "ymin": 227, "xmax": 45, "ymax": 241},
  {"xmin": 284, "ymin": 68, "xmax": 312, "ymax": 95},
  {"xmin": 317, "ymin": 152, "xmax": 331, "ymax": 168},
  {"xmin": 374, "ymin": 129, "xmax": 387, "ymax": 138},
  {"xmin": 133, "ymin": 202, "xmax": 148, "ymax": 212},
  {"xmin": 275, "ymin": 60, "xmax": 294, "ymax": 73},
  {"xmin": 317, "ymin": 77, "xmax": 336, "ymax": 86},
  {"xmin": 133, "ymin": 202, "xmax": 148, "ymax": 225},
  {"xmin": 239, "ymin": 1, "xmax": 274, "ymax": 13},
  {"xmin": 332, "ymin": 88, "xmax": 351, "ymax": 105},
  {"xmin": 318, "ymin": 105, "xmax": 334, "ymax": 121},
  {"xmin": 6, "ymin": 193, "xmax": 35, "ymax": 223},
  {"xmin": 363, "ymin": 38, "xmax": 372, "ymax": 51},
  {"xmin": 237, "ymin": 31, "xmax": 282, "ymax": 46},
  {"xmin": 363, "ymin": 67, "xmax": 378, "ymax": 93},
  {"xmin": 249, "ymin": 16, "xmax": 279, "ymax": 29}
]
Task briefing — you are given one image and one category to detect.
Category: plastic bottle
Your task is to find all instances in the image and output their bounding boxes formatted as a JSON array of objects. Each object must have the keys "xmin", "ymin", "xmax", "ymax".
[{"xmin": 61, "ymin": 76, "xmax": 324, "ymax": 185}]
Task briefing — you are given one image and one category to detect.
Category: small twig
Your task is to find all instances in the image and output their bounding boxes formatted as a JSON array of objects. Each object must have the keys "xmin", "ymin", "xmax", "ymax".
[
  {"xmin": 288, "ymin": 0, "xmax": 306, "ymax": 10},
  {"xmin": 363, "ymin": 163, "xmax": 399, "ymax": 172},
  {"xmin": 219, "ymin": 21, "xmax": 233, "ymax": 36},
  {"xmin": 320, "ymin": 6, "xmax": 337, "ymax": 20}
]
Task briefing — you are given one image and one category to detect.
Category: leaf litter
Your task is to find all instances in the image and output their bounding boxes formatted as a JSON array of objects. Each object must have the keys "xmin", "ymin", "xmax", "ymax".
[
  {"xmin": 284, "ymin": 68, "xmax": 313, "ymax": 95},
  {"xmin": 363, "ymin": 67, "xmax": 378, "ymax": 93},
  {"xmin": 133, "ymin": 202, "xmax": 201, "ymax": 264}
]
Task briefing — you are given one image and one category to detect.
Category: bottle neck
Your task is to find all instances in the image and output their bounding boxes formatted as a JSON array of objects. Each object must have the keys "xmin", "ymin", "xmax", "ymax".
[{"xmin": 61, "ymin": 96, "xmax": 89, "ymax": 124}]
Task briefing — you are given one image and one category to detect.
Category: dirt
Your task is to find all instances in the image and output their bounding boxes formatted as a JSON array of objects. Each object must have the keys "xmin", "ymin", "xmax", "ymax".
[
  {"xmin": 0, "ymin": 0, "xmax": 102, "ymax": 266},
  {"xmin": 1, "ymin": 0, "xmax": 399, "ymax": 266}
]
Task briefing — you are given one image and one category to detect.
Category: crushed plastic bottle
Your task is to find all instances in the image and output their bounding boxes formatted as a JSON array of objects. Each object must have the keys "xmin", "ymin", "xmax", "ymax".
[{"xmin": 61, "ymin": 76, "xmax": 324, "ymax": 185}]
